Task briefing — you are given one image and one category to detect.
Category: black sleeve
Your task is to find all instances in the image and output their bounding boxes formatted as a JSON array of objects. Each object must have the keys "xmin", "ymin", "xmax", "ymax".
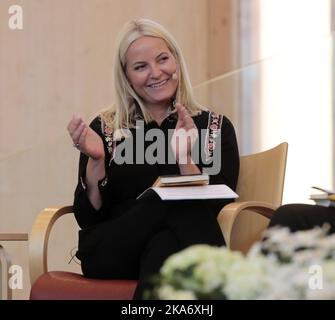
[
  {"xmin": 209, "ymin": 116, "xmax": 239, "ymax": 190},
  {"xmin": 205, "ymin": 116, "xmax": 240, "ymax": 215},
  {"xmin": 72, "ymin": 116, "xmax": 111, "ymax": 229}
]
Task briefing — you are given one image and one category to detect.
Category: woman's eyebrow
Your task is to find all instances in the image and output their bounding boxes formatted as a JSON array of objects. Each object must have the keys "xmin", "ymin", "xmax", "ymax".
[
  {"xmin": 156, "ymin": 52, "xmax": 169, "ymax": 58},
  {"xmin": 131, "ymin": 61, "xmax": 146, "ymax": 67},
  {"xmin": 131, "ymin": 52, "xmax": 169, "ymax": 66}
]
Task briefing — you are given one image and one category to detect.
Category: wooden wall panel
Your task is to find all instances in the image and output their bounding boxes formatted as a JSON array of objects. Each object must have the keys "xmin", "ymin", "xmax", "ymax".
[
  {"xmin": 207, "ymin": 0, "xmax": 238, "ymax": 78},
  {"xmin": 0, "ymin": 0, "xmax": 209, "ymax": 160}
]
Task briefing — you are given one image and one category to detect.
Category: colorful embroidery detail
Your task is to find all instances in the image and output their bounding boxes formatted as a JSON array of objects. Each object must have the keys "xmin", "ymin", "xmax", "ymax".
[
  {"xmin": 101, "ymin": 117, "xmax": 116, "ymax": 165},
  {"xmin": 205, "ymin": 112, "xmax": 223, "ymax": 161}
]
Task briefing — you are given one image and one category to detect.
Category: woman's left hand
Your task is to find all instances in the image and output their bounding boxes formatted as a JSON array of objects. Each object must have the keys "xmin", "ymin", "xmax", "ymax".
[{"xmin": 171, "ymin": 103, "xmax": 198, "ymax": 164}]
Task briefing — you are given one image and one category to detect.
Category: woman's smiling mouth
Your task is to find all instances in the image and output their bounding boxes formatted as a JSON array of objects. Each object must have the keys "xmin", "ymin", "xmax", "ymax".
[{"xmin": 147, "ymin": 78, "xmax": 170, "ymax": 89}]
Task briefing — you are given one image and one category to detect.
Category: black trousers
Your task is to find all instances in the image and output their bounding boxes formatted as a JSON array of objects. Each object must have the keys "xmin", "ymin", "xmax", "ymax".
[
  {"xmin": 268, "ymin": 204, "xmax": 335, "ymax": 234},
  {"xmin": 78, "ymin": 198, "xmax": 225, "ymax": 299}
]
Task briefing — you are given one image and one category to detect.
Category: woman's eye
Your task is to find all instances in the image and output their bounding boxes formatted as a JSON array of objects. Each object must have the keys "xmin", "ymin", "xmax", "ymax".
[
  {"xmin": 134, "ymin": 65, "xmax": 145, "ymax": 71},
  {"xmin": 159, "ymin": 56, "xmax": 169, "ymax": 63}
]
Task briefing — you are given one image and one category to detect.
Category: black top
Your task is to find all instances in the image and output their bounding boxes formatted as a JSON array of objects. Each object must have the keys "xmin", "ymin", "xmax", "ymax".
[{"xmin": 73, "ymin": 110, "xmax": 240, "ymax": 229}]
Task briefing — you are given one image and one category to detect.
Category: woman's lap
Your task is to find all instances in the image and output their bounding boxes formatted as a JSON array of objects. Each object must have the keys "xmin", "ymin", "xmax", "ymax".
[{"xmin": 80, "ymin": 199, "xmax": 224, "ymax": 279}]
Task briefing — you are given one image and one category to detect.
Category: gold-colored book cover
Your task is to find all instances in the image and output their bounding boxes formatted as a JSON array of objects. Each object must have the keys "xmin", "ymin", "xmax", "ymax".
[{"xmin": 152, "ymin": 174, "xmax": 209, "ymax": 187}]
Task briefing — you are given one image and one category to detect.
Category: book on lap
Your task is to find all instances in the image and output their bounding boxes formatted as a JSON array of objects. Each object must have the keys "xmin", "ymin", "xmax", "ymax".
[
  {"xmin": 152, "ymin": 173, "xmax": 209, "ymax": 187},
  {"xmin": 137, "ymin": 174, "xmax": 238, "ymax": 200}
]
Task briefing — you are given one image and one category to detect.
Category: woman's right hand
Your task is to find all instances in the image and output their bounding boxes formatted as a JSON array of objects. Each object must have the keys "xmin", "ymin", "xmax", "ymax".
[{"xmin": 67, "ymin": 116, "xmax": 105, "ymax": 161}]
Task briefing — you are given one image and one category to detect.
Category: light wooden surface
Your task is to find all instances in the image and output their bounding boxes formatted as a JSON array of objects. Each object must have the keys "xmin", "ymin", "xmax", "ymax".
[
  {"xmin": 29, "ymin": 206, "xmax": 73, "ymax": 285},
  {"xmin": 236, "ymin": 142, "xmax": 288, "ymax": 205},
  {"xmin": 217, "ymin": 142, "xmax": 288, "ymax": 253},
  {"xmin": 0, "ymin": 234, "xmax": 28, "ymax": 241}
]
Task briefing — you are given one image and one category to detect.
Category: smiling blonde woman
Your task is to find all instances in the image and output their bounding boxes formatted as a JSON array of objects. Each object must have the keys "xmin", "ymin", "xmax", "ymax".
[{"xmin": 67, "ymin": 18, "xmax": 240, "ymax": 299}]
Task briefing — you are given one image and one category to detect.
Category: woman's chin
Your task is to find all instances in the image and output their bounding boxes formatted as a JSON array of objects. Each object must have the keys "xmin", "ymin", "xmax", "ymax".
[{"xmin": 144, "ymin": 86, "xmax": 177, "ymax": 105}]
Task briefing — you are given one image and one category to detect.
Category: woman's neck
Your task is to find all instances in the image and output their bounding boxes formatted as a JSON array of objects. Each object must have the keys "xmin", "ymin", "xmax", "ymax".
[{"xmin": 146, "ymin": 102, "xmax": 172, "ymax": 126}]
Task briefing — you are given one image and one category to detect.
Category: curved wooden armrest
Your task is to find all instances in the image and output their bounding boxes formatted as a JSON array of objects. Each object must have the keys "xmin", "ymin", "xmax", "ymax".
[
  {"xmin": 0, "ymin": 245, "xmax": 12, "ymax": 300},
  {"xmin": 217, "ymin": 201, "xmax": 277, "ymax": 248},
  {"xmin": 29, "ymin": 206, "xmax": 73, "ymax": 285}
]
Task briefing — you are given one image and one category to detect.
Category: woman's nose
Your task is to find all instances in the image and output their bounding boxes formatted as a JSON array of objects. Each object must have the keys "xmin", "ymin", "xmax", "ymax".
[{"xmin": 150, "ymin": 64, "xmax": 162, "ymax": 79}]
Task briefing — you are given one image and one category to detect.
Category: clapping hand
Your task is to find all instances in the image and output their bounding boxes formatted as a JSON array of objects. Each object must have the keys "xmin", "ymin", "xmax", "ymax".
[
  {"xmin": 67, "ymin": 116, "xmax": 105, "ymax": 161},
  {"xmin": 171, "ymin": 103, "xmax": 198, "ymax": 164}
]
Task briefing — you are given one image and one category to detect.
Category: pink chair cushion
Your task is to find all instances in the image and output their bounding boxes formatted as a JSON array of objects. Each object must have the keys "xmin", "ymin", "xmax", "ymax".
[{"xmin": 30, "ymin": 271, "xmax": 137, "ymax": 300}]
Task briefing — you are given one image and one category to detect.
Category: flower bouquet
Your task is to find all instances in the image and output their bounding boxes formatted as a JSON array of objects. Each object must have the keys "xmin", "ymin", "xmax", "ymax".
[{"xmin": 153, "ymin": 226, "xmax": 335, "ymax": 299}]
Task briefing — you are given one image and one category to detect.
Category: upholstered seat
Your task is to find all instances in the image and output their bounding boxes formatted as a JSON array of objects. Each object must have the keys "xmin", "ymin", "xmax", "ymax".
[{"xmin": 30, "ymin": 271, "xmax": 137, "ymax": 300}]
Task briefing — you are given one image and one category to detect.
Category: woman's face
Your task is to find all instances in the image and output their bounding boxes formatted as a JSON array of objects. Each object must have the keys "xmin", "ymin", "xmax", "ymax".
[{"xmin": 125, "ymin": 36, "xmax": 178, "ymax": 108}]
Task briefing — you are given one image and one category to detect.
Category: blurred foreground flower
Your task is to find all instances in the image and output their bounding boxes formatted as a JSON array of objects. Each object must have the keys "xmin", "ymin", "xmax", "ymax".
[{"xmin": 153, "ymin": 226, "xmax": 335, "ymax": 300}]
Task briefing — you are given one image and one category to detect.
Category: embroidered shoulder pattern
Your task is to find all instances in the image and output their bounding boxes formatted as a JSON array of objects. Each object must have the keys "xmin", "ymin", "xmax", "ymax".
[
  {"xmin": 204, "ymin": 112, "xmax": 223, "ymax": 161},
  {"xmin": 100, "ymin": 117, "xmax": 116, "ymax": 165}
]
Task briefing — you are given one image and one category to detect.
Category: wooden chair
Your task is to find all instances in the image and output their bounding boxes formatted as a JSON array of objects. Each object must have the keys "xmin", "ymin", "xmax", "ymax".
[
  {"xmin": 29, "ymin": 207, "xmax": 137, "ymax": 300},
  {"xmin": 29, "ymin": 142, "xmax": 288, "ymax": 299},
  {"xmin": 218, "ymin": 142, "xmax": 288, "ymax": 253}
]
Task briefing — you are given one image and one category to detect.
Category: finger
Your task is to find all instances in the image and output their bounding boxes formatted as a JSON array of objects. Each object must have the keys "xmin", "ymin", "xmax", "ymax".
[
  {"xmin": 71, "ymin": 121, "xmax": 86, "ymax": 143},
  {"xmin": 187, "ymin": 136, "xmax": 192, "ymax": 151},
  {"xmin": 179, "ymin": 106, "xmax": 195, "ymax": 130},
  {"xmin": 179, "ymin": 105, "xmax": 190, "ymax": 120},
  {"xmin": 175, "ymin": 103, "xmax": 187, "ymax": 125},
  {"xmin": 175, "ymin": 106, "xmax": 185, "ymax": 129},
  {"xmin": 78, "ymin": 126, "xmax": 88, "ymax": 147},
  {"xmin": 184, "ymin": 114, "xmax": 196, "ymax": 131},
  {"xmin": 177, "ymin": 105, "xmax": 195, "ymax": 129},
  {"xmin": 182, "ymin": 106, "xmax": 192, "ymax": 120},
  {"xmin": 175, "ymin": 103, "xmax": 185, "ymax": 117},
  {"xmin": 67, "ymin": 115, "xmax": 81, "ymax": 130},
  {"xmin": 67, "ymin": 116, "xmax": 82, "ymax": 134}
]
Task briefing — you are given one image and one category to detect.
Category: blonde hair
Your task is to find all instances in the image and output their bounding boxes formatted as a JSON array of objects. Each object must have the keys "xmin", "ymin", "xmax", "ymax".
[{"xmin": 101, "ymin": 18, "xmax": 205, "ymax": 137}]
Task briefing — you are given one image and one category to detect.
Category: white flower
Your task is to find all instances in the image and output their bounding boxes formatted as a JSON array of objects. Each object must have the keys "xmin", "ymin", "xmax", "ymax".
[
  {"xmin": 155, "ymin": 227, "xmax": 335, "ymax": 300},
  {"xmin": 157, "ymin": 285, "xmax": 196, "ymax": 300},
  {"xmin": 224, "ymin": 254, "xmax": 274, "ymax": 299}
]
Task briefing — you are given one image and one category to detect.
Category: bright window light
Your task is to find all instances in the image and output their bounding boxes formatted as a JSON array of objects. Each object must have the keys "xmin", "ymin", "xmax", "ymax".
[{"xmin": 259, "ymin": 0, "xmax": 333, "ymax": 203}]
